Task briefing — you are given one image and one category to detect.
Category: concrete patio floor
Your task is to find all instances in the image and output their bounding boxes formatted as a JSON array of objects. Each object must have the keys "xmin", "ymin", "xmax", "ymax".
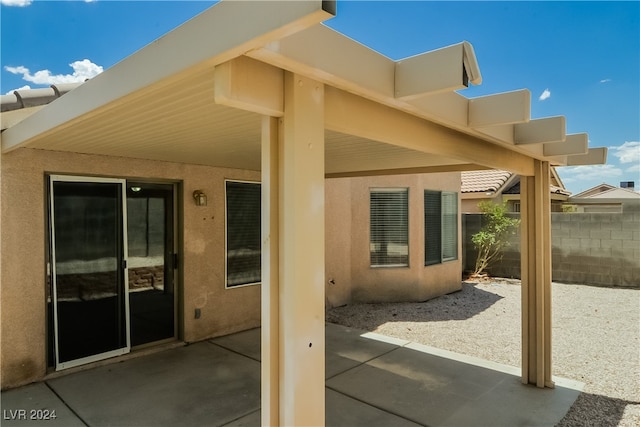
[{"xmin": 1, "ymin": 323, "xmax": 583, "ymax": 427}]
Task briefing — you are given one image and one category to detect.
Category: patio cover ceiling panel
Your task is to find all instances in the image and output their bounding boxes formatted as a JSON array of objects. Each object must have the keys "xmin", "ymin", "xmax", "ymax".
[
  {"xmin": 325, "ymin": 131, "xmax": 468, "ymax": 176},
  {"xmin": 20, "ymin": 70, "xmax": 265, "ymax": 170},
  {"xmin": 12, "ymin": 65, "xmax": 462, "ymax": 175}
]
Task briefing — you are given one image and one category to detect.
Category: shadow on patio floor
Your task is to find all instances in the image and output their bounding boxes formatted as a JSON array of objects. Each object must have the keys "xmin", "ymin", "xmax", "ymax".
[{"xmin": 1, "ymin": 323, "xmax": 582, "ymax": 427}]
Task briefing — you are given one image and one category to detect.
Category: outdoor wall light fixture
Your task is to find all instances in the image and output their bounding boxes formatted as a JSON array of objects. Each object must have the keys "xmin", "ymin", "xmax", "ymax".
[{"xmin": 193, "ymin": 190, "xmax": 207, "ymax": 206}]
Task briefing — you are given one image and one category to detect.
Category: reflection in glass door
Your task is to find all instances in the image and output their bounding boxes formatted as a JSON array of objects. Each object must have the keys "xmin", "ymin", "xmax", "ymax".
[{"xmin": 50, "ymin": 176, "xmax": 129, "ymax": 370}]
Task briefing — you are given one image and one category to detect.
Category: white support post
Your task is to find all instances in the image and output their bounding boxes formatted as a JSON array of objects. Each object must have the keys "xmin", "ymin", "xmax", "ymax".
[
  {"xmin": 261, "ymin": 72, "xmax": 325, "ymax": 426},
  {"xmin": 520, "ymin": 160, "xmax": 554, "ymax": 388}
]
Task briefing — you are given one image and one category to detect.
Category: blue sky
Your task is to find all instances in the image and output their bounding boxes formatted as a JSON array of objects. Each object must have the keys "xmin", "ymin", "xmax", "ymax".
[{"xmin": 1, "ymin": 1, "xmax": 638, "ymax": 194}]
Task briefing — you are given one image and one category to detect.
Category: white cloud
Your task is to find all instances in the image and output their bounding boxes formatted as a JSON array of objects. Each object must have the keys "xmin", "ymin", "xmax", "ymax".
[
  {"xmin": 627, "ymin": 164, "xmax": 640, "ymax": 173},
  {"xmin": 4, "ymin": 59, "xmax": 103, "ymax": 85},
  {"xmin": 5, "ymin": 85, "xmax": 31, "ymax": 95},
  {"xmin": 561, "ymin": 164, "xmax": 622, "ymax": 183},
  {"xmin": 538, "ymin": 88, "xmax": 551, "ymax": 101},
  {"xmin": 600, "ymin": 79, "xmax": 612, "ymax": 83},
  {"xmin": 609, "ymin": 141, "xmax": 640, "ymax": 165},
  {"xmin": 0, "ymin": 0, "xmax": 33, "ymax": 6}
]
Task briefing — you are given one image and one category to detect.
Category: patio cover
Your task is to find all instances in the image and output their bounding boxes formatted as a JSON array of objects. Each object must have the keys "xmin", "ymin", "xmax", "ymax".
[{"xmin": 0, "ymin": 1, "xmax": 606, "ymax": 425}]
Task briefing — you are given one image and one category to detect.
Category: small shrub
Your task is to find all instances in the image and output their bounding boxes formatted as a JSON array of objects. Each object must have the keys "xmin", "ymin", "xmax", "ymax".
[{"xmin": 472, "ymin": 201, "xmax": 520, "ymax": 276}]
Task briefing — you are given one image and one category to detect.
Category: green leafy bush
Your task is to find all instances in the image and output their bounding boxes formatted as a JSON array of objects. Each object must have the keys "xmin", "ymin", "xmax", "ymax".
[{"xmin": 472, "ymin": 201, "xmax": 520, "ymax": 276}]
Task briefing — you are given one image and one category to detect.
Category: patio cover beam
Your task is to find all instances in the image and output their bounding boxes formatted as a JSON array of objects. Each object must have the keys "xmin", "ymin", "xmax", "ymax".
[
  {"xmin": 326, "ymin": 163, "xmax": 488, "ymax": 179},
  {"xmin": 543, "ymin": 133, "xmax": 589, "ymax": 157},
  {"xmin": 247, "ymin": 24, "xmax": 604, "ymax": 169},
  {"xmin": 325, "ymin": 87, "xmax": 536, "ymax": 176},
  {"xmin": 521, "ymin": 160, "xmax": 554, "ymax": 388},
  {"xmin": 394, "ymin": 42, "xmax": 482, "ymax": 99},
  {"xmin": 515, "ymin": 116, "xmax": 566, "ymax": 145},
  {"xmin": 566, "ymin": 147, "xmax": 608, "ymax": 166},
  {"xmin": 215, "ymin": 56, "xmax": 284, "ymax": 117},
  {"xmin": 261, "ymin": 73, "xmax": 326, "ymax": 426},
  {"xmin": 468, "ymin": 89, "xmax": 531, "ymax": 128}
]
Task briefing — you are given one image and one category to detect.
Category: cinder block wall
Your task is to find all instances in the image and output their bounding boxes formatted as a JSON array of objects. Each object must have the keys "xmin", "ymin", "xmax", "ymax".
[{"xmin": 463, "ymin": 212, "xmax": 640, "ymax": 287}]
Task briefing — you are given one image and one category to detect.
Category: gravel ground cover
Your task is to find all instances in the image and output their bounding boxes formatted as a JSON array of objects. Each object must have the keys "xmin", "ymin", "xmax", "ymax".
[{"xmin": 326, "ymin": 279, "xmax": 640, "ymax": 427}]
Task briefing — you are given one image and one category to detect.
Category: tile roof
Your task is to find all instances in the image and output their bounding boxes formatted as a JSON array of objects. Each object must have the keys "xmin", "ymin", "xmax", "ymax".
[
  {"xmin": 461, "ymin": 170, "xmax": 512, "ymax": 193},
  {"xmin": 1, "ymin": 83, "xmax": 84, "ymax": 112}
]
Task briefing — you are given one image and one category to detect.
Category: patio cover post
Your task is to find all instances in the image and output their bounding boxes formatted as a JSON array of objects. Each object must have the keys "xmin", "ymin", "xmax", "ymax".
[
  {"xmin": 261, "ymin": 116, "xmax": 280, "ymax": 425},
  {"xmin": 520, "ymin": 160, "xmax": 554, "ymax": 388},
  {"xmin": 261, "ymin": 72, "xmax": 326, "ymax": 425}
]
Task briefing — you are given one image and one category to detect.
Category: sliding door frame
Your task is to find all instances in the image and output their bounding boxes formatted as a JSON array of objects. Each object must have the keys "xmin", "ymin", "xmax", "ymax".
[{"xmin": 49, "ymin": 175, "xmax": 131, "ymax": 370}]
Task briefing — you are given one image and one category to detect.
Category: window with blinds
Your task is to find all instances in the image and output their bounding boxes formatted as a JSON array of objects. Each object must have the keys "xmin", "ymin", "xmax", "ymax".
[
  {"xmin": 225, "ymin": 180, "xmax": 261, "ymax": 287},
  {"xmin": 424, "ymin": 190, "xmax": 442, "ymax": 265},
  {"xmin": 370, "ymin": 188, "xmax": 409, "ymax": 267},
  {"xmin": 441, "ymin": 192, "xmax": 458, "ymax": 261},
  {"xmin": 424, "ymin": 190, "xmax": 458, "ymax": 265}
]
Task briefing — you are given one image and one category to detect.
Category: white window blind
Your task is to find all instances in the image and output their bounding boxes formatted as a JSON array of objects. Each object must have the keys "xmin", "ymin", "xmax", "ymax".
[
  {"xmin": 225, "ymin": 180, "xmax": 261, "ymax": 287},
  {"xmin": 370, "ymin": 189, "xmax": 409, "ymax": 267}
]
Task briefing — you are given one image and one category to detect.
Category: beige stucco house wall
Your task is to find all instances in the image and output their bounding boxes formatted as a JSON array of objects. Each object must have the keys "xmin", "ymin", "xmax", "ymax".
[
  {"xmin": 1, "ymin": 148, "xmax": 462, "ymax": 389},
  {"xmin": 325, "ymin": 172, "xmax": 462, "ymax": 307},
  {"xmin": 0, "ymin": 148, "xmax": 261, "ymax": 388}
]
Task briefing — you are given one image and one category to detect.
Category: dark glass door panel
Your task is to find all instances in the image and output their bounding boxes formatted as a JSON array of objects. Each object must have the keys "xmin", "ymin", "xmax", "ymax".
[
  {"xmin": 51, "ymin": 179, "xmax": 129, "ymax": 369},
  {"xmin": 127, "ymin": 183, "xmax": 175, "ymax": 346}
]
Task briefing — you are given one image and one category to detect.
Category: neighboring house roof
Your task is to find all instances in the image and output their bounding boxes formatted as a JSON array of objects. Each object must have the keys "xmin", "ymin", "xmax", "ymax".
[
  {"xmin": 1, "ymin": 83, "xmax": 84, "ymax": 112},
  {"xmin": 461, "ymin": 169, "xmax": 570, "ymax": 197},
  {"xmin": 573, "ymin": 186, "xmax": 640, "ymax": 199},
  {"xmin": 461, "ymin": 170, "xmax": 512, "ymax": 193},
  {"xmin": 572, "ymin": 183, "xmax": 619, "ymax": 198},
  {"xmin": 1, "ymin": 83, "xmax": 85, "ymax": 131}
]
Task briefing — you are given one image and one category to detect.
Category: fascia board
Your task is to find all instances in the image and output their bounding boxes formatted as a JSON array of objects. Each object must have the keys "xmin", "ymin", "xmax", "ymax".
[
  {"xmin": 494, "ymin": 173, "xmax": 519, "ymax": 197},
  {"xmin": 2, "ymin": 0, "xmax": 335, "ymax": 152}
]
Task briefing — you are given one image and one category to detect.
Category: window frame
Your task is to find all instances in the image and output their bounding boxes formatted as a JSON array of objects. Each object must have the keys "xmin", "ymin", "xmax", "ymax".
[
  {"xmin": 369, "ymin": 187, "xmax": 410, "ymax": 268},
  {"xmin": 424, "ymin": 190, "xmax": 459, "ymax": 266},
  {"xmin": 224, "ymin": 179, "xmax": 262, "ymax": 289}
]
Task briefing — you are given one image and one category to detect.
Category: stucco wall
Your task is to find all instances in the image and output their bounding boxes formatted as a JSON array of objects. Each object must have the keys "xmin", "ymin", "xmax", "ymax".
[
  {"xmin": 325, "ymin": 178, "xmax": 352, "ymax": 308},
  {"xmin": 326, "ymin": 173, "xmax": 462, "ymax": 305},
  {"xmin": 1, "ymin": 148, "xmax": 261, "ymax": 388}
]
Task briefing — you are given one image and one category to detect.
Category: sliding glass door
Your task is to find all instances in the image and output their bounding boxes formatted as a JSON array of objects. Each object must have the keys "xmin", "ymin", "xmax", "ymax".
[
  {"xmin": 127, "ymin": 182, "xmax": 176, "ymax": 347},
  {"xmin": 50, "ymin": 176, "xmax": 130, "ymax": 370}
]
